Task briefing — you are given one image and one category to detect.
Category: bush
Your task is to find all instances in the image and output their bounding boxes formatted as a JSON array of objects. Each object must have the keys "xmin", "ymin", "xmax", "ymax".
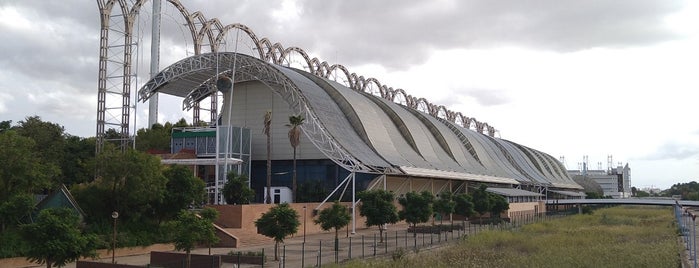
[{"xmin": 0, "ymin": 228, "xmax": 28, "ymax": 258}]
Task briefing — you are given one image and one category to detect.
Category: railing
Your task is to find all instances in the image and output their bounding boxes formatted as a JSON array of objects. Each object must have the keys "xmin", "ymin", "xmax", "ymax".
[
  {"xmin": 675, "ymin": 202, "xmax": 698, "ymax": 268},
  {"xmin": 250, "ymin": 212, "xmax": 568, "ymax": 268}
]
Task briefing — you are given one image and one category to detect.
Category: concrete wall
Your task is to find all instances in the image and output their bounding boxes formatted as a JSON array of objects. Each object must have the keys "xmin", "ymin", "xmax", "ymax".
[
  {"xmin": 210, "ymin": 202, "xmax": 370, "ymax": 236},
  {"xmin": 150, "ymin": 251, "xmax": 221, "ymax": 268},
  {"xmin": 507, "ymin": 201, "xmax": 546, "ymax": 219}
]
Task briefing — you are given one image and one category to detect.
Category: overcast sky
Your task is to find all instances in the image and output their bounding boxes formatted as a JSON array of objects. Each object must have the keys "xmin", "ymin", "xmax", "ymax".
[{"xmin": 1, "ymin": 0, "xmax": 697, "ymax": 189}]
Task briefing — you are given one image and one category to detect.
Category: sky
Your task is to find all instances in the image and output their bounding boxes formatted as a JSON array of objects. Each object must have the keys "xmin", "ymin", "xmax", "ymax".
[{"xmin": 0, "ymin": 0, "xmax": 698, "ymax": 189}]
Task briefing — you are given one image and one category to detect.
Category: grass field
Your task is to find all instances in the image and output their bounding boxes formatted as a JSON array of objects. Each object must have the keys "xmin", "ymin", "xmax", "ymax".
[{"xmin": 332, "ymin": 206, "xmax": 682, "ymax": 268}]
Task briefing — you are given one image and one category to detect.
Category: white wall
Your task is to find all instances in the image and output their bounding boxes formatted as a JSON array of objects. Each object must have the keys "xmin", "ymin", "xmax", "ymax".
[{"xmin": 229, "ymin": 81, "xmax": 326, "ymax": 161}]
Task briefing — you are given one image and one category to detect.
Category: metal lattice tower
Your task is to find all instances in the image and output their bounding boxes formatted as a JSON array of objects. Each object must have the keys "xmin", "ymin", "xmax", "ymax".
[{"xmin": 96, "ymin": 0, "xmax": 498, "ymax": 154}]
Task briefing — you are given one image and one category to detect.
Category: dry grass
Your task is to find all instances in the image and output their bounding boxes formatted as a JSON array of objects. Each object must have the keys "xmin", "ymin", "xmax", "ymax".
[{"xmin": 333, "ymin": 206, "xmax": 681, "ymax": 268}]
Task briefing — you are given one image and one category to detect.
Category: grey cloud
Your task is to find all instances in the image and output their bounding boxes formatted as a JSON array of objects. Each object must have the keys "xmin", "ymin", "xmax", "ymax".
[
  {"xmin": 643, "ymin": 141, "xmax": 699, "ymax": 161},
  {"xmin": 273, "ymin": 0, "xmax": 685, "ymax": 69},
  {"xmin": 0, "ymin": 0, "xmax": 687, "ymax": 137}
]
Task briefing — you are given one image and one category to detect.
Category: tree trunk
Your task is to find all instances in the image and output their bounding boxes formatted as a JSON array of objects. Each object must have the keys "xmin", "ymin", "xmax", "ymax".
[
  {"xmin": 379, "ymin": 227, "xmax": 384, "ymax": 243},
  {"xmin": 186, "ymin": 250, "xmax": 191, "ymax": 268},
  {"xmin": 334, "ymin": 228, "xmax": 339, "ymax": 252},
  {"xmin": 274, "ymin": 241, "xmax": 279, "ymax": 260}
]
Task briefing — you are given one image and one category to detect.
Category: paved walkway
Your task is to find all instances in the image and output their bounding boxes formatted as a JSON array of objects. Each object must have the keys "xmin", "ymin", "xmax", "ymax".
[{"xmin": 47, "ymin": 221, "xmax": 493, "ymax": 268}]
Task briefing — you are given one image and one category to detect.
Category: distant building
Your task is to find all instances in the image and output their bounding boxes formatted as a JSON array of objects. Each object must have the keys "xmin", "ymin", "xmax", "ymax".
[{"xmin": 568, "ymin": 163, "xmax": 631, "ymax": 198}]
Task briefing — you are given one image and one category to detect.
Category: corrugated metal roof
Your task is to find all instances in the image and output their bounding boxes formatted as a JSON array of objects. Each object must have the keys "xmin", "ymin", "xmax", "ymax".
[
  {"xmin": 549, "ymin": 190, "xmax": 586, "ymax": 197},
  {"xmin": 401, "ymin": 166, "xmax": 520, "ymax": 184},
  {"xmin": 486, "ymin": 187, "xmax": 543, "ymax": 197}
]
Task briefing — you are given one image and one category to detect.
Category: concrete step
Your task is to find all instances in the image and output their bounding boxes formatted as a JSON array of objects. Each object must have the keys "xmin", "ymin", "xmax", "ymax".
[{"xmin": 223, "ymin": 228, "xmax": 273, "ymax": 247}]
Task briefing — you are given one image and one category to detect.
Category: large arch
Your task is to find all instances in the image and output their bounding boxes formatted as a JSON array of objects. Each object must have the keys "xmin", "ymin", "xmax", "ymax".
[{"xmin": 139, "ymin": 52, "xmax": 396, "ymax": 174}]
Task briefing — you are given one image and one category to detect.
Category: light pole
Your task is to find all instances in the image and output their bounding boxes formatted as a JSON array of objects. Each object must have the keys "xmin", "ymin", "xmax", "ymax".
[
  {"xmin": 111, "ymin": 211, "xmax": 119, "ymax": 264},
  {"xmin": 303, "ymin": 205, "xmax": 307, "ymax": 243}
]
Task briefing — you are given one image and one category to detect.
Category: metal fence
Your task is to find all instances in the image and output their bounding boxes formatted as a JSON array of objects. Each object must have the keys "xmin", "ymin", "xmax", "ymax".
[
  {"xmin": 675, "ymin": 202, "xmax": 698, "ymax": 268},
  {"xmin": 245, "ymin": 212, "xmax": 567, "ymax": 268}
]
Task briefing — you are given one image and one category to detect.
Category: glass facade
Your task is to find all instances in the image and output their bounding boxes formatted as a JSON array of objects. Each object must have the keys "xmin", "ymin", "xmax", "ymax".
[
  {"xmin": 171, "ymin": 126, "xmax": 251, "ymax": 204},
  {"xmin": 249, "ymin": 159, "xmax": 377, "ymax": 203}
]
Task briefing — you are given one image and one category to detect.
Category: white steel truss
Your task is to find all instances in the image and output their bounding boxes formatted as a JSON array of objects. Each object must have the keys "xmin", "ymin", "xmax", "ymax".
[
  {"xmin": 96, "ymin": 0, "xmax": 497, "ymax": 154},
  {"xmin": 139, "ymin": 53, "xmax": 397, "ymax": 175}
]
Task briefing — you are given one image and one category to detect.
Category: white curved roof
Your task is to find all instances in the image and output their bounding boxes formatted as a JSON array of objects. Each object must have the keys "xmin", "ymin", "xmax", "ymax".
[{"xmin": 138, "ymin": 52, "xmax": 581, "ymax": 190}]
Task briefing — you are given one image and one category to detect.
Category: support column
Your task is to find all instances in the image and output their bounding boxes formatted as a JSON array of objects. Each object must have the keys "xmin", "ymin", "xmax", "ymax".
[{"xmin": 148, "ymin": 0, "xmax": 161, "ymax": 128}]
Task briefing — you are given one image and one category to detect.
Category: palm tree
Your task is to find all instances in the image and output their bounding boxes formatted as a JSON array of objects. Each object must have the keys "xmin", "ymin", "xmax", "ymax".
[
  {"xmin": 287, "ymin": 115, "xmax": 304, "ymax": 203},
  {"xmin": 263, "ymin": 111, "xmax": 272, "ymax": 204}
]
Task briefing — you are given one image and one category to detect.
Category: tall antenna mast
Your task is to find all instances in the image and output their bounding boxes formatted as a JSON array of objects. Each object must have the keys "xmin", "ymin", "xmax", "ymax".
[{"xmin": 148, "ymin": 0, "xmax": 161, "ymax": 128}]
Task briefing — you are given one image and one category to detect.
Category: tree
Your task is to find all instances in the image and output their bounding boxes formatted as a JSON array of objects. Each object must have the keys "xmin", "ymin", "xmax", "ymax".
[
  {"xmin": 172, "ymin": 209, "xmax": 219, "ymax": 268},
  {"xmin": 472, "ymin": 184, "xmax": 491, "ymax": 218},
  {"xmin": 21, "ymin": 208, "xmax": 98, "ymax": 268},
  {"xmin": 398, "ymin": 191, "xmax": 434, "ymax": 238},
  {"xmin": 199, "ymin": 208, "xmax": 220, "ymax": 255},
  {"xmin": 454, "ymin": 193, "xmax": 476, "ymax": 220},
  {"xmin": 489, "ymin": 194, "xmax": 509, "ymax": 221},
  {"xmin": 286, "ymin": 115, "xmax": 304, "ymax": 202},
  {"xmin": 0, "ymin": 120, "xmax": 11, "ymax": 132},
  {"xmin": 92, "ymin": 146, "xmax": 167, "ymax": 223},
  {"xmin": 60, "ymin": 135, "xmax": 94, "ymax": 186},
  {"xmin": 135, "ymin": 123, "xmax": 171, "ymax": 152},
  {"xmin": 636, "ymin": 190, "xmax": 651, "ymax": 198},
  {"xmin": 0, "ymin": 194, "xmax": 34, "ymax": 231},
  {"xmin": 357, "ymin": 189, "xmax": 399, "ymax": 243},
  {"xmin": 433, "ymin": 192, "xmax": 456, "ymax": 226},
  {"xmin": 263, "ymin": 111, "xmax": 272, "ymax": 204},
  {"xmin": 631, "ymin": 186, "xmax": 638, "ymax": 197},
  {"xmin": 222, "ymin": 172, "xmax": 254, "ymax": 205},
  {"xmin": 14, "ymin": 116, "xmax": 66, "ymax": 165},
  {"xmin": 0, "ymin": 131, "xmax": 55, "ymax": 215},
  {"xmin": 157, "ymin": 165, "xmax": 206, "ymax": 223},
  {"xmin": 314, "ymin": 201, "xmax": 351, "ymax": 252},
  {"xmin": 135, "ymin": 119, "xmax": 190, "ymax": 153},
  {"xmin": 254, "ymin": 203, "xmax": 300, "ymax": 260}
]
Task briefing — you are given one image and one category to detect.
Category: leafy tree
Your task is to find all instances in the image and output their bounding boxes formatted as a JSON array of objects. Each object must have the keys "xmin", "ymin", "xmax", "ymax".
[
  {"xmin": 222, "ymin": 172, "xmax": 254, "ymax": 205},
  {"xmin": 631, "ymin": 186, "xmax": 638, "ymax": 197},
  {"xmin": 0, "ymin": 131, "xmax": 55, "ymax": 212},
  {"xmin": 199, "ymin": 208, "xmax": 220, "ymax": 255},
  {"xmin": 254, "ymin": 203, "xmax": 300, "ymax": 260},
  {"xmin": 472, "ymin": 184, "xmax": 491, "ymax": 218},
  {"xmin": 21, "ymin": 208, "xmax": 98, "ymax": 268},
  {"xmin": 14, "ymin": 116, "xmax": 66, "ymax": 167},
  {"xmin": 135, "ymin": 118, "xmax": 190, "ymax": 153},
  {"xmin": 135, "ymin": 123, "xmax": 171, "ymax": 152},
  {"xmin": 60, "ymin": 135, "xmax": 94, "ymax": 186},
  {"xmin": 454, "ymin": 193, "xmax": 476, "ymax": 220},
  {"xmin": 489, "ymin": 194, "xmax": 509, "ymax": 221},
  {"xmin": 0, "ymin": 194, "xmax": 34, "ymax": 231},
  {"xmin": 357, "ymin": 189, "xmax": 399, "ymax": 243},
  {"xmin": 157, "ymin": 165, "xmax": 206, "ymax": 223},
  {"xmin": 91, "ymin": 146, "xmax": 167, "ymax": 223},
  {"xmin": 662, "ymin": 181, "xmax": 699, "ymax": 200},
  {"xmin": 636, "ymin": 190, "xmax": 651, "ymax": 197},
  {"xmin": 263, "ymin": 111, "xmax": 272, "ymax": 204},
  {"xmin": 287, "ymin": 115, "xmax": 304, "ymax": 202},
  {"xmin": 172, "ymin": 209, "xmax": 219, "ymax": 268},
  {"xmin": 0, "ymin": 120, "xmax": 11, "ymax": 132},
  {"xmin": 314, "ymin": 201, "xmax": 351, "ymax": 252},
  {"xmin": 398, "ymin": 191, "xmax": 434, "ymax": 238},
  {"xmin": 433, "ymin": 192, "xmax": 456, "ymax": 226},
  {"xmin": 585, "ymin": 191, "xmax": 604, "ymax": 199}
]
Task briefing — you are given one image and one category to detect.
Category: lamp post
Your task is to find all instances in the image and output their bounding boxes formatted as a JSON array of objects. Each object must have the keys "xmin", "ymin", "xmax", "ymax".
[
  {"xmin": 303, "ymin": 205, "xmax": 307, "ymax": 243},
  {"xmin": 111, "ymin": 211, "xmax": 119, "ymax": 264}
]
